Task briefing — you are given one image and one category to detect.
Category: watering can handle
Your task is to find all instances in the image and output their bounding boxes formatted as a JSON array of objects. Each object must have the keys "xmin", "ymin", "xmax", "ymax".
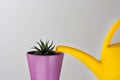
[{"xmin": 103, "ymin": 19, "xmax": 120, "ymax": 48}]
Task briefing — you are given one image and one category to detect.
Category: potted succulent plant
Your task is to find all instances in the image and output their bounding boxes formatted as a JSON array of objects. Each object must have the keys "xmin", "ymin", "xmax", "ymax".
[{"xmin": 27, "ymin": 39, "xmax": 64, "ymax": 80}]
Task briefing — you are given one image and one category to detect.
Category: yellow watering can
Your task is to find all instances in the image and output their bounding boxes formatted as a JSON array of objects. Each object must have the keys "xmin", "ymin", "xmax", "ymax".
[{"xmin": 56, "ymin": 19, "xmax": 120, "ymax": 80}]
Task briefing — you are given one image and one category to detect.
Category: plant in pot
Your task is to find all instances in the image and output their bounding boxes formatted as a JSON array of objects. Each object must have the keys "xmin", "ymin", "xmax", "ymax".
[{"xmin": 27, "ymin": 39, "xmax": 64, "ymax": 80}]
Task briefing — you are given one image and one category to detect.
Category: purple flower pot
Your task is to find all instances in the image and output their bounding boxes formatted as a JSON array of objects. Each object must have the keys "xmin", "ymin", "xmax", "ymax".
[{"xmin": 27, "ymin": 51, "xmax": 64, "ymax": 80}]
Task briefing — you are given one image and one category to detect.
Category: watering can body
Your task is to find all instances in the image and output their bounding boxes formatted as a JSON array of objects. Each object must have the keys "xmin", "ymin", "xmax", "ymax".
[
  {"xmin": 102, "ymin": 45, "xmax": 120, "ymax": 80},
  {"xmin": 56, "ymin": 19, "xmax": 120, "ymax": 80}
]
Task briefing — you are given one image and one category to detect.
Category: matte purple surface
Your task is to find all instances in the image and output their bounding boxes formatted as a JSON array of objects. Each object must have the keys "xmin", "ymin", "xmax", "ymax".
[{"xmin": 27, "ymin": 52, "xmax": 64, "ymax": 80}]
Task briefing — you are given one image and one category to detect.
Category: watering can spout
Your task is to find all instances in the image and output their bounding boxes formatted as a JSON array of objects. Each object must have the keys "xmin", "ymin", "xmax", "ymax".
[{"xmin": 56, "ymin": 46, "xmax": 103, "ymax": 79}]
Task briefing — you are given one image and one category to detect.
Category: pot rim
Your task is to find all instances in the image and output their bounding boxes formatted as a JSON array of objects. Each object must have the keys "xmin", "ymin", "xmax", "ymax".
[{"xmin": 27, "ymin": 51, "xmax": 64, "ymax": 56}]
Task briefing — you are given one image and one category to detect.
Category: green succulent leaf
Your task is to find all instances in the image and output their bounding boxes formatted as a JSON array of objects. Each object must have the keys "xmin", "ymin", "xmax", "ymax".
[
  {"xmin": 45, "ymin": 40, "xmax": 49, "ymax": 46},
  {"xmin": 36, "ymin": 41, "xmax": 43, "ymax": 50},
  {"xmin": 48, "ymin": 41, "xmax": 53, "ymax": 49},
  {"xmin": 49, "ymin": 45, "xmax": 55, "ymax": 52},
  {"xmin": 33, "ymin": 45, "xmax": 41, "ymax": 52},
  {"xmin": 40, "ymin": 39, "xmax": 45, "ymax": 47}
]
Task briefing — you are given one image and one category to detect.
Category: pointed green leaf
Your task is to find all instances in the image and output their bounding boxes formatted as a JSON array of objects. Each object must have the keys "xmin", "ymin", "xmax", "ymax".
[
  {"xmin": 48, "ymin": 41, "xmax": 53, "ymax": 49},
  {"xmin": 49, "ymin": 45, "xmax": 55, "ymax": 52},
  {"xmin": 40, "ymin": 39, "xmax": 45, "ymax": 47},
  {"xmin": 33, "ymin": 45, "xmax": 41, "ymax": 52},
  {"xmin": 36, "ymin": 41, "xmax": 43, "ymax": 50}
]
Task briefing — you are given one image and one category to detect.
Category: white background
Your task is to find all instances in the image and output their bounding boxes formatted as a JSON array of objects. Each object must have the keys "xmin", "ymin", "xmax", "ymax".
[{"xmin": 0, "ymin": 0, "xmax": 120, "ymax": 80}]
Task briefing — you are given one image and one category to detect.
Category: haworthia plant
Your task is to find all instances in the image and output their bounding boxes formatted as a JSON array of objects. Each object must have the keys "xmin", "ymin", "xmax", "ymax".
[{"xmin": 32, "ymin": 39, "xmax": 55, "ymax": 55}]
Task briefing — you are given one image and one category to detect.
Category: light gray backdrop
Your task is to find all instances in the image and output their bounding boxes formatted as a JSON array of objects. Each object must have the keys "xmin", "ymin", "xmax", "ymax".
[{"xmin": 0, "ymin": 0, "xmax": 120, "ymax": 80}]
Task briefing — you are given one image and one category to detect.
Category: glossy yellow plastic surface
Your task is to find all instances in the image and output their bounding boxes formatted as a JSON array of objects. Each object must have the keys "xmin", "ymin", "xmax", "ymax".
[{"xmin": 56, "ymin": 19, "xmax": 120, "ymax": 80}]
